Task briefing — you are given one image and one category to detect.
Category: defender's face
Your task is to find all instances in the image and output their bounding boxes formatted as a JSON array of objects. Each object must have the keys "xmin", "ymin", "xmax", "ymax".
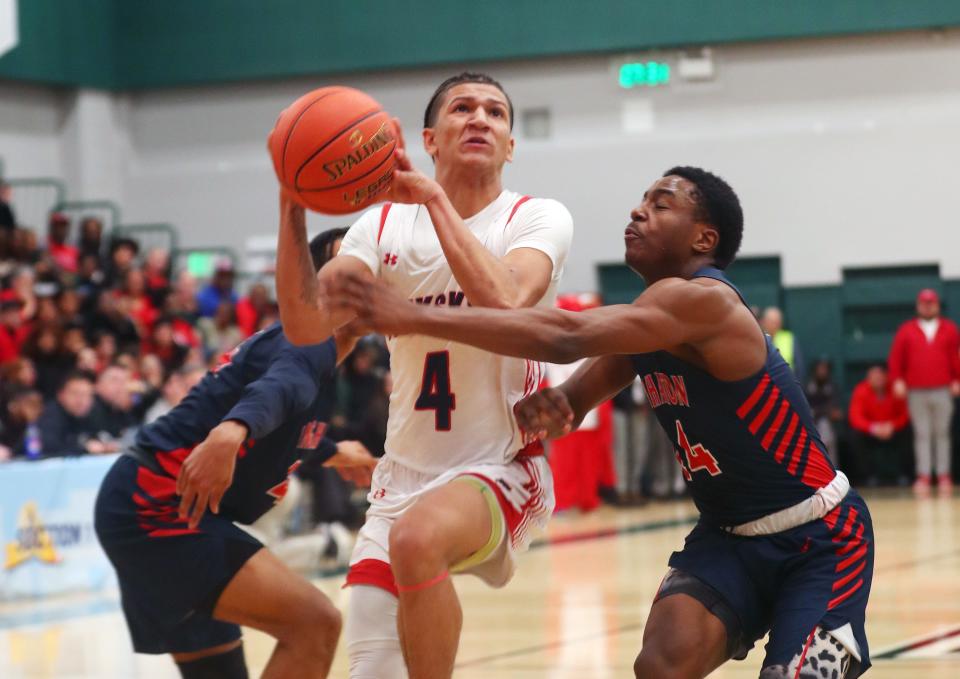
[
  {"xmin": 424, "ymin": 83, "xmax": 514, "ymax": 171},
  {"xmin": 624, "ymin": 175, "xmax": 701, "ymax": 274}
]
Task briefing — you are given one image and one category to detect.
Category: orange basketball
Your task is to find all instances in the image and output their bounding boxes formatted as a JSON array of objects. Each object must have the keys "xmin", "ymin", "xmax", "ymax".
[{"xmin": 268, "ymin": 86, "xmax": 398, "ymax": 215}]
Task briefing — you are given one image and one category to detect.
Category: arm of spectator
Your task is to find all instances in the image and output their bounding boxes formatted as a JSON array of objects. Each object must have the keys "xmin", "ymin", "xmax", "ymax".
[
  {"xmin": 949, "ymin": 321, "xmax": 960, "ymax": 395},
  {"xmin": 888, "ymin": 324, "xmax": 908, "ymax": 397}
]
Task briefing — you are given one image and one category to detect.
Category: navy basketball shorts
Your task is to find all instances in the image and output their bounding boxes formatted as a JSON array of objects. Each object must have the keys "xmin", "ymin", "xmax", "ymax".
[
  {"xmin": 662, "ymin": 491, "xmax": 873, "ymax": 676},
  {"xmin": 94, "ymin": 455, "xmax": 263, "ymax": 654}
]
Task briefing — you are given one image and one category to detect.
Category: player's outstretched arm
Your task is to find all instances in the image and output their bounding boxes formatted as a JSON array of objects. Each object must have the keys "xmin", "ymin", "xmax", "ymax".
[
  {"xmin": 329, "ymin": 272, "xmax": 724, "ymax": 363},
  {"xmin": 275, "ymin": 190, "xmax": 372, "ymax": 345}
]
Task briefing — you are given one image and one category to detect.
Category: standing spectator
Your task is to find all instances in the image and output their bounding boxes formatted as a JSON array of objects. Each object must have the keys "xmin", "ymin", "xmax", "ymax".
[
  {"xmin": 805, "ymin": 358, "xmax": 843, "ymax": 466},
  {"xmin": 761, "ymin": 306, "xmax": 804, "ymax": 379},
  {"xmin": 0, "ymin": 291, "xmax": 29, "ymax": 364},
  {"xmin": 849, "ymin": 365, "xmax": 911, "ymax": 486},
  {"xmin": 198, "ymin": 300, "xmax": 243, "ymax": 359},
  {"xmin": 46, "ymin": 212, "xmax": 79, "ymax": 273},
  {"xmin": 36, "ymin": 372, "xmax": 107, "ymax": 455},
  {"xmin": 0, "ymin": 178, "xmax": 15, "ymax": 231},
  {"xmin": 196, "ymin": 258, "xmax": 238, "ymax": 318},
  {"xmin": 889, "ymin": 288, "xmax": 960, "ymax": 493},
  {"xmin": 78, "ymin": 216, "xmax": 104, "ymax": 261},
  {"xmin": 76, "ymin": 252, "xmax": 106, "ymax": 304},
  {"xmin": 611, "ymin": 377, "xmax": 650, "ymax": 503}
]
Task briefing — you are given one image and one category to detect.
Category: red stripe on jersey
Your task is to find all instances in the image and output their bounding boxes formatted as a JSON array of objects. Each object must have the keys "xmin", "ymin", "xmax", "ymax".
[
  {"xmin": 822, "ymin": 506, "xmax": 842, "ymax": 530},
  {"xmin": 774, "ymin": 413, "xmax": 800, "ymax": 463},
  {"xmin": 506, "ymin": 195, "xmax": 532, "ymax": 226},
  {"xmin": 786, "ymin": 429, "xmax": 808, "ymax": 475},
  {"xmin": 828, "ymin": 578, "xmax": 864, "ymax": 610},
  {"xmin": 748, "ymin": 386, "xmax": 781, "ymax": 434},
  {"xmin": 837, "ymin": 543, "xmax": 868, "ymax": 572},
  {"xmin": 761, "ymin": 399, "xmax": 790, "ymax": 451},
  {"xmin": 800, "ymin": 443, "xmax": 837, "ymax": 488},
  {"xmin": 737, "ymin": 374, "xmax": 770, "ymax": 419},
  {"xmin": 835, "ymin": 507, "xmax": 859, "ymax": 542},
  {"xmin": 376, "ymin": 202, "xmax": 393, "ymax": 245},
  {"xmin": 345, "ymin": 558, "xmax": 398, "ymax": 596},
  {"xmin": 136, "ymin": 465, "xmax": 177, "ymax": 501},
  {"xmin": 837, "ymin": 523, "xmax": 865, "ymax": 555},
  {"xmin": 833, "ymin": 558, "xmax": 866, "ymax": 591}
]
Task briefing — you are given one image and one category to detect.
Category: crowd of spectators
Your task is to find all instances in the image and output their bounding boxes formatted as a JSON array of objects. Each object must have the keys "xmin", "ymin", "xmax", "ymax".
[{"xmin": 0, "ymin": 186, "xmax": 392, "ymax": 465}]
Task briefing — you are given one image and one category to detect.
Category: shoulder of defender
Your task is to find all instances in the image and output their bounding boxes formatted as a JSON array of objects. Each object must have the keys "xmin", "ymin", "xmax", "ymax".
[{"xmin": 639, "ymin": 276, "xmax": 741, "ymax": 318}]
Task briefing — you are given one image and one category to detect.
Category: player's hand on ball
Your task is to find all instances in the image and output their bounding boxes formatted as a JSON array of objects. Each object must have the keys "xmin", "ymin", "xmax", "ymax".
[
  {"xmin": 514, "ymin": 388, "xmax": 575, "ymax": 442},
  {"xmin": 325, "ymin": 271, "xmax": 422, "ymax": 336},
  {"xmin": 324, "ymin": 440, "xmax": 378, "ymax": 487},
  {"xmin": 177, "ymin": 420, "xmax": 247, "ymax": 529},
  {"xmin": 387, "ymin": 133, "xmax": 442, "ymax": 206}
]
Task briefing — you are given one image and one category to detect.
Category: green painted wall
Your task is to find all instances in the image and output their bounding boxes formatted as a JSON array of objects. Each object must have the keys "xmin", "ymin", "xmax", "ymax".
[{"xmin": 4, "ymin": 1, "xmax": 960, "ymax": 89}]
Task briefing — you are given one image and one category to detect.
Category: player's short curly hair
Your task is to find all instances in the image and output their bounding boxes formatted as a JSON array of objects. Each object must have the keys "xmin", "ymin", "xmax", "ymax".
[
  {"xmin": 309, "ymin": 227, "xmax": 349, "ymax": 271},
  {"xmin": 663, "ymin": 166, "xmax": 743, "ymax": 269},
  {"xmin": 423, "ymin": 72, "xmax": 514, "ymax": 130}
]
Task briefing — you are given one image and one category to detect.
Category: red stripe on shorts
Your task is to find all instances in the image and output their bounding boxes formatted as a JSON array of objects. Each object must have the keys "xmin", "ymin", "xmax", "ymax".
[{"xmin": 345, "ymin": 558, "xmax": 398, "ymax": 597}]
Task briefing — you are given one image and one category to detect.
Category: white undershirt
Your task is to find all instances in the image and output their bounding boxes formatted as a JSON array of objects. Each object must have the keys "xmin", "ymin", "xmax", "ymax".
[{"xmin": 919, "ymin": 318, "xmax": 940, "ymax": 342}]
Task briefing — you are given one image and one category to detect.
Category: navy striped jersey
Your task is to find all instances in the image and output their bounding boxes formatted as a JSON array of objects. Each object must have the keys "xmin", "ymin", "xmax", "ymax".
[
  {"xmin": 631, "ymin": 267, "xmax": 837, "ymax": 527},
  {"xmin": 129, "ymin": 322, "xmax": 338, "ymax": 525}
]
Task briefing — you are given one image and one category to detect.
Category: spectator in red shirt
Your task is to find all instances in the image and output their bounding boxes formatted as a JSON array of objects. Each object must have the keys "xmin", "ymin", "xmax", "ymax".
[
  {"xmin": 888, "ymin": 289, "xmax": 960, "ymax": 494},
  {"xmin": 46, "ymin": 213, "xmax": 79, "ymax": 274},
  {"xmin": 236, "ymin": 281, "xmax": 275, "ymax": 337},
  {"xmin": 849, "ymin": 365, "xmax": 911, "ymax": 487},
  {"xmin": 0, "ymin": 291, "xmax": 29, "ymax": 364}
]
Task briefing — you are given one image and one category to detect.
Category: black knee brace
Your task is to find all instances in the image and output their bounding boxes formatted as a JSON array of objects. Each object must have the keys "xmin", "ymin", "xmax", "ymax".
[{"xmin": 177, "ymin": 644, "xmax": 249, "ymax": 679}]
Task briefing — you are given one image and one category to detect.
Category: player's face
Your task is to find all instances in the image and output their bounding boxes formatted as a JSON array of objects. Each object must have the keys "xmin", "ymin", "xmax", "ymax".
[
  {"xmin": 624, "ymin": 176, "xmax": 709, "ymax": 276},
  {"xmin": 424, "ymin": 83, "xmax": 514, "ymax": 171}
]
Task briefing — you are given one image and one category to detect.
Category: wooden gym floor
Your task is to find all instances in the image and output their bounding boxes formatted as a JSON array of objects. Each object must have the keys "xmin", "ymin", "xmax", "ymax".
[{"xmin": 2, "ymin": 490, "xmax": 958, "ymax": 677}]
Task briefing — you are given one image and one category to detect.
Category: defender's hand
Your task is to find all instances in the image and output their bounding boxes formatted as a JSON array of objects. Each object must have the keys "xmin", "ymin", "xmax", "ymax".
[
  {"xmin": 325, "ymin": 272, "xmax": 424, "ymax": 336},
  {"xmin": 177, "ymin": 420, "xmax": 247, "ymax": 529},
  {"xmin": 324, "ymin": 440, "xmax": 378, "ymax": 487},
  {"xmin": 514, "ymin": 388, "xmax": 575, "ymax": 442}
]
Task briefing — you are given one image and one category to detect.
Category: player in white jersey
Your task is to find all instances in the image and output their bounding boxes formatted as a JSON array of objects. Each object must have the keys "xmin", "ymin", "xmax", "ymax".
[{"xmin": 275, "ymin": 72, "xmax": 572, "ymax": 678}]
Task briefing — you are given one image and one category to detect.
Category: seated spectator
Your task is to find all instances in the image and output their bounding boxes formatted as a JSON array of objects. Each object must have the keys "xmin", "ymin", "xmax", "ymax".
[
  {"xmin": 58, "ymin": 288, "xmax": 85, "ymax": 327},
  {"xmin": 36, "ymin": 372, "xmax": 109, "ymax": 455},
  {"xmin": 0, "ymin": 178, "xmax": 14, "ymax": 231},
  {"xmin": 104, "ymin": 236, "xmax": 139, "ymax": 289},
  {"xmin": 92, "ymin": 330, "xmax": 118, "ymax": 373},
  {"xmin": 143, "ymin": 247, "xmax": 171, "ymax": 309},
  {"xmin": 198, "ymin": 300, "xmax": 243, "ymax": 359},
  {"xmin": 0, "ymin": 357, "xmax": 37, "ymax": 394},
  {"xmin": 34, "ymin": 294, "xmax": 61, "ymax": 328},
  {"xmin": 23, "ymin": 325, "xmax": 72, "ymax": 398},
  {"xmin": 75, "ymin": 347, "xmax": 99, "ymax": 374},
  {"xmin": 849, "ymin": 365, "xmax": 911, "ymax": 486},
  {"xmin": 0, "ymin": 290, "xmax": 29, "ymax": 364},
  {"xmin": 115, "ymin": 267, "xmax": 158, "ymax": 336},
  {"xmin": 11, "ymin": 227, "xmax": 41, "ymax": 264},
  {"xmin": 805, "ymin": 358, "xmax": 843, "ymax": 466},
  {"xmin": 196, "ymin": 258, "xmax": 237, "ymax": 318},
  {"xmin": 61, "ymin": 322, "xmax": 89, "ymax": 361},
  {"xmin": 335, "ymin": 341, "xmax": 390, "ymax": 457},
  {"xmin": 236, "ymin": 281, "xmax": 275, "ymax": 337},
  {"xmin": 143, "ymin": 316, "xmax": 189, "ymax": 372},
  {"xmin": 46, "ymin": 212, "xmax": 79, "ymax": 273},
  {"xmin": 144, "ymin": 363, "xmax": 206, "ymax": 423},
  {"xmin": 90, "ymin": 363, "xmax": 142, "ymax": 444},
  {"xmin": 0, "ymin": 386, "xmax": 44, "ymax": 459},
  {"xmin": 86, "ymin": 289, "xmax": 140, "ymax": 351},
  {"xmin": 78, "ymin": 216, "xmax": 104, "ymax": 261},
  {"xmin": 76, "ymin": 252, "xmax": 106, "ymax": 304},
  {"xmin": 10, "ymin": 266, "xmax": 38, "ymax": 320}
]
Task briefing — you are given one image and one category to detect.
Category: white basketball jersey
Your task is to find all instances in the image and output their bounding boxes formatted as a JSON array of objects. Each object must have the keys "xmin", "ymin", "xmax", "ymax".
[{"xmin": 338, "ymin": 190, "xmax": 573, "ymax": 474}]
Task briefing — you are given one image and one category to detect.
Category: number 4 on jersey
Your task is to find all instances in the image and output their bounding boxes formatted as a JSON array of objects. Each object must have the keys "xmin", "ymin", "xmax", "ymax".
[
  {"xmin": 416, "ymin": 351, "xmax": 456, "ymax": 431},
  {"xmin": 674, "ymin": 419, "xmax": 722, "ymax": 479}
]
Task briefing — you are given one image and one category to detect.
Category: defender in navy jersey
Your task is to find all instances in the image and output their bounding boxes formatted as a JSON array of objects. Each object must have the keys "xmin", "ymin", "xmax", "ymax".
[
  {"xmin": 328, "ymin": 167, "xmax": 873, "ymax": 678},
  {"xmin": 95, "ymin": 222, "xmax": 376, "ymax": 679}
]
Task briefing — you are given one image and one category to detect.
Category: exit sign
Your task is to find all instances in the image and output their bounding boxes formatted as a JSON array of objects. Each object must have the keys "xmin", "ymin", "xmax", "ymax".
[{"xmin": 619, "ymin": 61, "xmax": 670, "ymax": 88}]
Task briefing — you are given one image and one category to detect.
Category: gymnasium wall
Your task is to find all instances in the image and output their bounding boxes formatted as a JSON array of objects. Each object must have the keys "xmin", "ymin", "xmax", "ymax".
[{"xmin": 2, "ymin": 29, "xmax": 960, "ymax": 293}]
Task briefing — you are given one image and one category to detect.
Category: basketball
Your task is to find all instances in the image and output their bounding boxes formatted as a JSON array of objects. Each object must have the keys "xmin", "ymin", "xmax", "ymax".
[{"xmin": 268, "ymin": 86, "xmax": 398, "ymax": 215}]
